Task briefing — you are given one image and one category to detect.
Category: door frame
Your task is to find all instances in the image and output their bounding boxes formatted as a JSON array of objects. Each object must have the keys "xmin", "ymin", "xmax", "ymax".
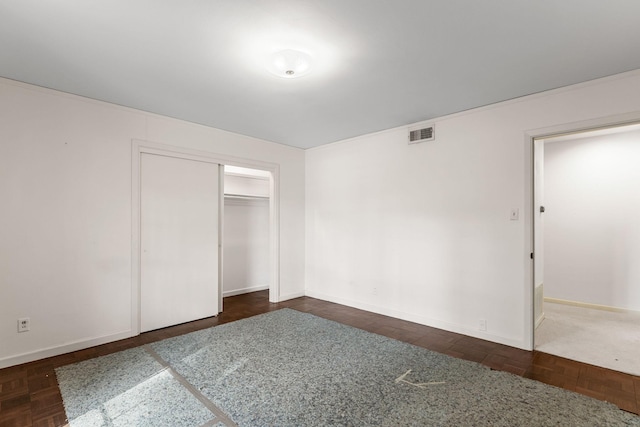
[
  {"xmin": 131, "ymin": 139, "xmax": 281, "ymax": 336},
  {"xmin": 524, "ymin": 112, "xmax": 640, "ymax": 350}
]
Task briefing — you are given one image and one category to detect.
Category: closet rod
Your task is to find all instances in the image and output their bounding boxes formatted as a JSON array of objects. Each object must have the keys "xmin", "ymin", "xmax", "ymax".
[{"xmin": 224, "ymin": 193, "xmax": 269, "ymax": 200}]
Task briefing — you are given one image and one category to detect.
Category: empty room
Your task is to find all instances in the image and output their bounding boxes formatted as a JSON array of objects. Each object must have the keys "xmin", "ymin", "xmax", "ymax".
[{"xmin": 1, "ymin": 1, "xmax": 640, "ymax": 426}]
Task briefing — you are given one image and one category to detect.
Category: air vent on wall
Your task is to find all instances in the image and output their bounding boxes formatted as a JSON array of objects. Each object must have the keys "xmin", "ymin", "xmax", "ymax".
[{"xmin": 408, "ymin": 125, "xmax": 435, "ymax": 144}]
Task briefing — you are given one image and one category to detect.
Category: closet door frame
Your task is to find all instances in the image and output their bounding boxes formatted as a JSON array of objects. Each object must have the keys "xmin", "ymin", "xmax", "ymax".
[{"xmin": 131, "ymin": 139, "xmax": 280, "ymax": 336}]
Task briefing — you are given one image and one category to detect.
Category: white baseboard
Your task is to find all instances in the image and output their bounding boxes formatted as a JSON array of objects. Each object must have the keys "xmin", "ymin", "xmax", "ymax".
[
  {"xmin": 304, "ymin": 290, "xmax": 527, "ymax": 350},
  {"xmin": 223, "ymin": 285, "xmax": 269, "ymax": 297},
  {"xmin": 223, "ymin": 286, "xmax": 304, "ymax": 301},
  {"xmin": 278, "ymin": 290, "xmax": 305, "ymax": 301},
  {"xmin": 0, "ymin": 330, "xmax": 133, "ymax": 370},
  {"xmin": 535, "ymin": 312, "xmax": 545, "ymax": 329},
  {"xmin": 544, "ymin": 297, "xmax": 640, "ymax": 314}
]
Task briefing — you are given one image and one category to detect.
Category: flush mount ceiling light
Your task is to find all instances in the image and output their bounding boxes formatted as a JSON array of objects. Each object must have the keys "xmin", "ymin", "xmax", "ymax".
[{"xmin": 267, "ymin": 49, "xmax": 313, "ymax": 78}]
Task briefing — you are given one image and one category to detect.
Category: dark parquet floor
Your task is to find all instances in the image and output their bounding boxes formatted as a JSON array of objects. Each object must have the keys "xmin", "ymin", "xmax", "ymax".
[{"xmin": 1, "ymin": 291, "xmax": 638, "ymax": 426}]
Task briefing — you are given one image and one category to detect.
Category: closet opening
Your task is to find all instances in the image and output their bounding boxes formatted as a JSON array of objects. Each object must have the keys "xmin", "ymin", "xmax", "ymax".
[{"xmin": 222, "ymin": 165, "xmax": 272, "ymax": 301}]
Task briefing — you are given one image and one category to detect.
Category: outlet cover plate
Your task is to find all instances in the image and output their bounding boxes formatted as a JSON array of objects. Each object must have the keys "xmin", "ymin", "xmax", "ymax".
[{"xmin": 18, "ymin": 317, "xmax": 30, "ymax": 333}]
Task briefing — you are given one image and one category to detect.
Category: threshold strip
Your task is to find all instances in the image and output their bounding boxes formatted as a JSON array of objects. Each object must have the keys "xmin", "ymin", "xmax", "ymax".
[{"xmin": 143, "ymin": 344, "xmax": 238, "ymax": 427}]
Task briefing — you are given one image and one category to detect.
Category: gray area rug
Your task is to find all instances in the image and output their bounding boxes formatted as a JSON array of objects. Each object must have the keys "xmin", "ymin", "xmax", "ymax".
[{"xmin": 56, "ymin": 309, "xmax": 640, "ymax": 426}]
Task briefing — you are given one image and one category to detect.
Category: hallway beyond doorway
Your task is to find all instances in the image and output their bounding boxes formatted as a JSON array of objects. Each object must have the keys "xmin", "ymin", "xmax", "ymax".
[{"xmin": 536, "ymin": 301, "xmax": 640, "ymax": 376}]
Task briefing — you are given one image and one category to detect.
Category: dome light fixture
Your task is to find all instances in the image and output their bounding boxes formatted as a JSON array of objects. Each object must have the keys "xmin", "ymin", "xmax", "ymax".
[{"xmin": 267, "ymin": 49, "xmax": 312, "ymax": 79}]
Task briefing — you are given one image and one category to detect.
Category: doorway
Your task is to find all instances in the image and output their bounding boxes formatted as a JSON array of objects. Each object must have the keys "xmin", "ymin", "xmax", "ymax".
[
  {"xmin": 222, "ymin": 165, "xmax": 271, "ymax": 298},
  {"xmin": 531, "ymin": 122, "xmax": 640, "ymax": 375}
]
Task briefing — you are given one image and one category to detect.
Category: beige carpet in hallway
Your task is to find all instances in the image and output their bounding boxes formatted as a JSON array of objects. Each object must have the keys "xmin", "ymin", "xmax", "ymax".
[{"xmin": 535, "ymin": 302, "xmax": 640, "ymax": 376}]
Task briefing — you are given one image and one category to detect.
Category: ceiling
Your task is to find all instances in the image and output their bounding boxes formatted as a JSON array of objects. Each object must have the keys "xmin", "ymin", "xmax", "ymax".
[{"xmin": 2, "ymin": 1, "xmax": 640, "ymax": 149}]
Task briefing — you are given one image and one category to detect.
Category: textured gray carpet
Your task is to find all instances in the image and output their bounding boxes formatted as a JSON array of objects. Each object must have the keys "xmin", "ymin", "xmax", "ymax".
[{"xmin": 57, "ymin": 309, "xmax": 640, "ymax": 426}]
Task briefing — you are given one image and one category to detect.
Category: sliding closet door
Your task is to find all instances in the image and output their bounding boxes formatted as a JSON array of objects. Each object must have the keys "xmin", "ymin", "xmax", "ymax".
[{"xmin": 140, "ymin": 153, "xmax": 220, "ymax": 332}]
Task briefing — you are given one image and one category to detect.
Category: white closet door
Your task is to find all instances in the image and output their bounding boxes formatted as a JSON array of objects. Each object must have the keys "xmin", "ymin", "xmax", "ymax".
[{"xmin": 140, "ymin": 153, "xmax": 219, "ymax": 332}]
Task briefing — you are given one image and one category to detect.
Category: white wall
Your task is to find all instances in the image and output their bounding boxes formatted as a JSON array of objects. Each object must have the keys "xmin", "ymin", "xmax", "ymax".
[
  {"xmin": 223, "ymin": 197, "xmax": 270, "ymax": 296},
  {"xmin": 305, "ymin": 70, "xmax": 640, "ymax": 350},
  {"xmin": 544, "ymin": 129, "xmax": 640, "ymax": 310},
  {"xmin": 0, "ymin": 78, "xmax": 305, "ymax": 368}
]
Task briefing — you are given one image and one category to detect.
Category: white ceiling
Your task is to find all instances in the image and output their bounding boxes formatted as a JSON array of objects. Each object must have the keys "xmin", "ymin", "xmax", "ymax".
[{"xmin": 2, "ymin": 1, "xmax": 640, "ymax": 149}]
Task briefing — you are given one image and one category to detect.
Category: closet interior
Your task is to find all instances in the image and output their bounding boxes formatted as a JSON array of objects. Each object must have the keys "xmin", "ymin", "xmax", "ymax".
[{"xmin": 223, "ymin": 166, "xmax": 270, "ymax": 297}]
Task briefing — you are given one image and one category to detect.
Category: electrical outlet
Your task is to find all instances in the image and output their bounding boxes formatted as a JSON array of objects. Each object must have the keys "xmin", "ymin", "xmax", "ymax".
[
  {"xmin": 18, "ymin": 317, "xmax": 30, "ymax": 333},
  {"xmin": 478, "ymin": 319, "xmax": 487, "ymax": 331}
]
